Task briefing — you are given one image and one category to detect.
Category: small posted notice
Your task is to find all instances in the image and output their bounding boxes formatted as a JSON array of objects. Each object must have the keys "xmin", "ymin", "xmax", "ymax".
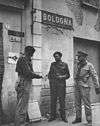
[
  {"xmin": 8, "ymin": 52, "xmax": 19, "ymax": 64},
  {"xmin": 28, "ymin": 100, "xmax": 42, "ymax": 122}
]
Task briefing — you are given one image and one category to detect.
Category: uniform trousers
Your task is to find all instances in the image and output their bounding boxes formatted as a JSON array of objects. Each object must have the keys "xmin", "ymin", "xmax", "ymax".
[
  {"xmin": 74, "ymin": 84, "xmax": 92, "ymax": 122},
  {"xmin": 50, "ymin": 83, "xmax": 66, "ymax": 119},
  {"xmin": 15, "ymin": 77, "xmax": 31, "ymax": 126}
]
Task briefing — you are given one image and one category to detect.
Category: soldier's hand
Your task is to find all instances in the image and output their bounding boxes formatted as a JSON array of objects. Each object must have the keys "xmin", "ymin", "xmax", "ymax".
[
  {"xmin": 40, "ymin": 75, "xmax": 43, "ymax": 78},
  {"xmin": 43, "ymin": 75, "xmax": 48, "ymax": 81},
  {"xmin": 36, "ymin": 75, "xmax": 43, "ymax": 79}
]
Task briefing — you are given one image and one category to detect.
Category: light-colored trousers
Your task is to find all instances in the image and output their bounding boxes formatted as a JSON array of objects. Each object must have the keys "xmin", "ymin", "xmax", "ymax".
[
  {"xmin": 15, "ymin": 77, "xmax": 32, "ymax": 126},
  {"xmin": 74, "ymin": 84, "xmax": 92, "ymax": 123}
]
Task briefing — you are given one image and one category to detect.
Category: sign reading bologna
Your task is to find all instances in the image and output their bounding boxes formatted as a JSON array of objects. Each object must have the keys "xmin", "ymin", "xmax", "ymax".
[{"xmin": 41, "ymin": 10, "xmax": 73, "ymax": 30}]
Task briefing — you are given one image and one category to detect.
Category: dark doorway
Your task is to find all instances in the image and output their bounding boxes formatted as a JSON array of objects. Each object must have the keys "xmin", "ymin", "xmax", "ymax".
[
  {"xmin": 0, "ymin": 23, "xmax": 4, "ymax": 74},
  {"xmin": 74, "ymin": 37, "xmax": 100, "ymax": 103},
  {"xmin": 0, "ymin": 23, "xmax": 4, "ymax": 124}
]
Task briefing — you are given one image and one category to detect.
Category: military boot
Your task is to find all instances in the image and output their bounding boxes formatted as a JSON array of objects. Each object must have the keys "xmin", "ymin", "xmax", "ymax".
[{"xmin": 72, "ymin": 118, "xmax": 81, "ymax": 124}]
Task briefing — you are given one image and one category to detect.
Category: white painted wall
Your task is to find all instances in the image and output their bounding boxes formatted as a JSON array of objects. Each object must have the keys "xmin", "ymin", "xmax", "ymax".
[
  {"xmin": 42, "ymin": 0, "xmax": 74, "ymax": 86},
  {"xmin": 0, "ymin": 8, "xmax": 22, "ymax": 118}
]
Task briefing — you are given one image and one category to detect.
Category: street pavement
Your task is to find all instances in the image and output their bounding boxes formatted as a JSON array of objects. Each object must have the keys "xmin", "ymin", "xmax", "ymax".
[
  {"xmin": 2, "ymin": 115, "xmax": 100, "ymax": 126},
  {"xmin": 2, "ymin": 103, "xmax": 100, "ymax": 126}
]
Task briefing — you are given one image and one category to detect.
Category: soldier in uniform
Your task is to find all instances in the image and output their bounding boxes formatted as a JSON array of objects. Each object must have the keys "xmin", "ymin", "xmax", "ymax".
[
  {"xmin": 15, "ymin": 46, "xmax": 42, "ymax": 126},
  {"xmin": 72, "ymin": 51, "xmax": 100, "ymax": 126},
  {"xmin": 48, "ymin": 51, "xmax": 70, "ymax": 123}
]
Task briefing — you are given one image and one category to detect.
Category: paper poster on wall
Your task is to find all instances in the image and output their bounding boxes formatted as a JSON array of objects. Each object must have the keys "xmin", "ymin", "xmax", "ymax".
[
  {"xmin": 8, "ymin": 52, "xmax": 19, "ymax": 64},
  {"xmin": 28, "ymin": 100, "xmax": 42, "ymax": 122}
]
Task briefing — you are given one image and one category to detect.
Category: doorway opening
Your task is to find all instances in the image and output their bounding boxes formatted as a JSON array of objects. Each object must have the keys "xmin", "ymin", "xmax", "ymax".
[{"xmin": 74, "ymin": 37, "xmax": 100, "ymax": 103}]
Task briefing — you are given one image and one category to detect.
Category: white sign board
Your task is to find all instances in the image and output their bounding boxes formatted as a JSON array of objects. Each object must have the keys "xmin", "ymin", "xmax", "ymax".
[
  {"xmin": 9, "ymin": 35, "xmax": 21, "ymax": 42},
  {"xmin": 28, "ymin": 100, "xmax": 42, "ymax": 122},
  {"xmin": 8, "ymin": 52, "xmax": 19, "ymax": 64}
]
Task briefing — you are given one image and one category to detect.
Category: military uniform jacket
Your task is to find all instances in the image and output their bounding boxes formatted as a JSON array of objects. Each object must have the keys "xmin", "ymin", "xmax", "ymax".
[
  {"xmin": 75, "ymin": 61, "xmax": 99, "ymax": 88},
  {"xmin": 16, "ymin": 56, "xmax": 41, "ymax": 80},
  {"xmin": 48, "ymin": 61, "xmax": 70, "ymax": 87}
]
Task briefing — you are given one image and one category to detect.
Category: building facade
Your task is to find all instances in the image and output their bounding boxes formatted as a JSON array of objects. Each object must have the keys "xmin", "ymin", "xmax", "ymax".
[{"xmin": 0, "ymin": 0, "xmax": 100, "ymax": 121}]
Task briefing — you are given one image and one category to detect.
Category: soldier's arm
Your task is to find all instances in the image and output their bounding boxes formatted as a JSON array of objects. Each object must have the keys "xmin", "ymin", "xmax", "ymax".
[
  {"xmin": 66, "ymin": 63, "xmax": 70, "ymax": 79},
  {"xmin": 89, "ymin": 64, "xmax": 99, "ymax": 88},
  {"xmin": 20, "ymin": 58, "xmax": 42, "ymax": 79},
  {"xmin": 48, "ymin": 63, "xmax": 54, "ymax": 80},
  {"xmin": 63, "ymin": 63, "xmax": 70, "ymax": 79}
]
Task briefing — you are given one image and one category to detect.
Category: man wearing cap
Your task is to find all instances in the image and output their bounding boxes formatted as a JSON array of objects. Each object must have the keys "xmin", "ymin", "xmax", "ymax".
[
  {"xmin": 15, "ymin": 46, "xmax": 42, "ymax": 126},
  {"xmin": 72, "ymin": 51, "xmax": 100, "ymax": 126},
  {"xmin": 48, "ymin": 51, "xmax": 70, "ymax": 123}
]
